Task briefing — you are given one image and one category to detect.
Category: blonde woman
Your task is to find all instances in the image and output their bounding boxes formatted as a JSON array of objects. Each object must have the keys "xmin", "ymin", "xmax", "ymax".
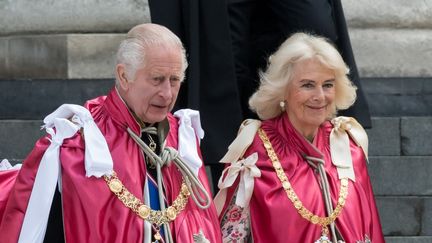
[{"xmin": 215, "ymin": 33, "xmax": 384, "ymax": 243}]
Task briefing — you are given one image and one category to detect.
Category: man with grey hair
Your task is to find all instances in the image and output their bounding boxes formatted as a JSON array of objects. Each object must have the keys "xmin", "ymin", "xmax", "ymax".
[{"xmin": 0, "ymin": 23, "xmax": 222, "ymax": 243}]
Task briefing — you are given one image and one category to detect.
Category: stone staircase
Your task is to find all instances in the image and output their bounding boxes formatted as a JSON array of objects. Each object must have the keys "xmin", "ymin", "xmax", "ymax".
[
  {"xmin": 362, "ymin": 78, "xmax": 432, "ymax": 242},
  {"xmin": 346, "ymin": 1, "xmax": 432, "ymax": 240},
  {"xmin": 1, "ymin": 0, "xmax": 431, "ymax": 242}
]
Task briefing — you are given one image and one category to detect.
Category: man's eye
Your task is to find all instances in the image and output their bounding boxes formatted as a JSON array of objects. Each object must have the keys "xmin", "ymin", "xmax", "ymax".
[
  {"xmin": 170, "ymin": 77, "xmax": 180, "ymax": 85},
  {"xmin": 153, "ymin": 77, "xmax": 164, "ymax": 83},
  {"xmin": 323, "ymin": 83, "xmax": 334, "ymax": 88}
]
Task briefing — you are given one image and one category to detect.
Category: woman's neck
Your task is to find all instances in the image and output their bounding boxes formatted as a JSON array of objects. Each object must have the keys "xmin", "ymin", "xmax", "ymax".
[{"xmin": 286, "ymin": 114, "xmax": 318, "ymax": 143}]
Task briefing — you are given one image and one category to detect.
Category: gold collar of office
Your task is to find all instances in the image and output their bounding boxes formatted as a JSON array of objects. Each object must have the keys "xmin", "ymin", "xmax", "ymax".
[
  {"xmin": 258, "ymin": 128, "xmax": 348, "ymax": 243},
  {"xmin": 104, "ymin": 172, "xmax": 190, "ymax": 241}
]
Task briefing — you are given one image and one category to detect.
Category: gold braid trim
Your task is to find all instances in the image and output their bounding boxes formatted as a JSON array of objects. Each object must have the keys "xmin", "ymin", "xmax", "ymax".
[
  {"xmin": 258, "ymin": 128, "xmax": 348, "ymax": 235},
  {"xmin": 104, "ymin": 172, "xmax": 190, "ymax": 226}
]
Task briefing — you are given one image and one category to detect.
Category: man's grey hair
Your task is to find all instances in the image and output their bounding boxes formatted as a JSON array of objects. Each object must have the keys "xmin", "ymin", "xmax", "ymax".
[{"xmin": 115, "ymin": 23, "xmax": 188, "ymax": 85}]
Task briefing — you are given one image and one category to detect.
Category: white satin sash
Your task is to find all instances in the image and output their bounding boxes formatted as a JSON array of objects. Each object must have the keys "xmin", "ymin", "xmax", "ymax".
[
  {"xmin": 18, "ymin": 104, "xmax": 113, "ymax": 243},
  {"xmin": 214, "ymin": 119, "xmax": 262, "ymax": 215},
  {"xmin": 174, "ymin": 109, "xmax": 205, "ymax": 177},
  {"xmin": 330, "ymin": 116, "xmax": 369, "ymax": 181}
]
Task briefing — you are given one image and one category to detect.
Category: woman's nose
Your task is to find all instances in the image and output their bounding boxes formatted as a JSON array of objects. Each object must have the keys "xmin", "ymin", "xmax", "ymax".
[{"xmin": 312, "ymin": 87, "xmax": 325, "ymax": 101}]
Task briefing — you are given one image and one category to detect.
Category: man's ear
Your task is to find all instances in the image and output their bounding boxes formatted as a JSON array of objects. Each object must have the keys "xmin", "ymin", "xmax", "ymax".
[{"xmin": 116, "ymin": 64, "xmax": 129, "ymax": 91}]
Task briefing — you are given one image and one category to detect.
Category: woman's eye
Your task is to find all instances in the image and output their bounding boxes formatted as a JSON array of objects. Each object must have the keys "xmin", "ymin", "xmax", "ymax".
[{"xmin": 302, "ymin": 83, "xmax": 314, "ymax": 88}]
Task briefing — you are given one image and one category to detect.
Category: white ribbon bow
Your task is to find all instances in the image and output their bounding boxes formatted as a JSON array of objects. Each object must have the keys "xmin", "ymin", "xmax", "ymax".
[
  {"xmin": 44, "ymin": 104, "xmax": 114, "ymax": 177},
  {"xmin": 0, "ymin": 159, "xmax": 21, "ymax": 171},
  {"xmin": 174, "ymin": 109, "xmax": 205, "ymax": 177},
  {"xmin": 330, "ymin": 116, "xmax": 369, "ymax": 181},
  {"xmin": 214, "ymin": 152, "xmax": 261, "ymax": 215},
  {"xmin": 18, "ymin": 104, "xmax": 114, "ymax": 243}
]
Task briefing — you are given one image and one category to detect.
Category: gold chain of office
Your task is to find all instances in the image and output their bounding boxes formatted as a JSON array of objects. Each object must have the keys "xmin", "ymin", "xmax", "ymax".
[
  {"xmin": 103, "ymin": 172, "xmax": 190, "ymax": 235},
  {"xmin": 257, "ymin": 128, "xmax": 349, "ymax": 239}
]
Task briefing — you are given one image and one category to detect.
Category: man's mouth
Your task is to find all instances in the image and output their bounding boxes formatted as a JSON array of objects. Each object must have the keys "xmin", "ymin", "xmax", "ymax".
[{"xmin": 152, "ymin": 104, "xmax": 169, "ymax": 109}]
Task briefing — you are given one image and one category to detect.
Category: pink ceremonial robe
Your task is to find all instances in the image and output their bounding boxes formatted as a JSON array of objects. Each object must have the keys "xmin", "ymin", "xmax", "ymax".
[
  {"xmin": 220, "ymin": 114, "xmax": 384, "ymax": 243},
  {"xmin": 0, "ymin": 88, "xmax": 222, "ymax": 243},
  {"xmin": 0, "ymin": 168, "xmax": 20, "ymax": 222}
]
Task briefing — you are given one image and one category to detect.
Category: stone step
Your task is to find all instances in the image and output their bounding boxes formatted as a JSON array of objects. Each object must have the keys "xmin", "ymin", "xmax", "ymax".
[
  {"xmin": 344, "ymin": 0, "xmax": 432, "ymax": 29},
  {"xmin": 2, "ymin": 29, "xmax": 431, "ymax": 79},
  {"xmin": 0, "ymin": 0, "xmax": 150, "ymax": 35},
  {"xmin": 3, "ymin": 0, "xmax": 430, "ymax": 34},
  {"xmin": 0, "ymin": 120, "xmax": 44, "ymax": 161},
  {"xmin": 367, "ymin": 117, "xmax": 400, "ymax": 156},
  {"xmin": 376, "ymin": 196, "xmax": 432, "ymax": 236},
  {"xmin": 1, "ymin": 1, "xmax": 431, "ymax": 79},
  {"xmin": 1, "ymin": 77, "xmax": 431, "ymax": 119},
  {"xmin": 0, "ymin": 34, "xmax": 124, "ymax": 79},
  {"xmin": 0, "ymin": 79, "xmax": 112, "ymax": 119},
  {"xmin": 344, "ymin": 0, "xmax": 432, "ymax": 78},
  {"xmin": 349, "ymin": 28, "xmax": 432, "ymax": 77},
  {"xmin": 385, "ymin": 236, "xmax": 432, "ymax": 243},
  {"xmin": 1, "ymin": 118, "xmax": 431, "ymax": 160},
  {"xmin": 369, "ymin": 156, "xmax": 432, "ymax": 196},
  {"xmin": 367, "ymin": 116, "xmax": 432, "ymax": 156},
  {"xmin": 1, "ymin": 116, "xmax": 431, "ymax": 160},
  {"xmin": 362, "ymin": 78, "xmax": 432, "ymax": 117}
]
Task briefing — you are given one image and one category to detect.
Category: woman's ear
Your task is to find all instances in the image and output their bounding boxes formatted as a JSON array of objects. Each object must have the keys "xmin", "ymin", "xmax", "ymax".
[{"xmin": 116, "ymin": 64, "xmax": 129, "ymax": 91}]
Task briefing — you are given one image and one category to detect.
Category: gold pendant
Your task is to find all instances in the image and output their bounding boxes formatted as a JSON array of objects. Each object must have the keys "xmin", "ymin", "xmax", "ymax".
[
  {"xmin": 153, "ymin": 229, "xmax": 162, "ymax": 242},
  {"xmin": 315, "ymin": 226, "xmax": 330, "ymax": 243},
  {"xmin": 149, "ymin": 140, "xmax": 157, "ymax": 152},
  {"xmin": 315, "ymin": 234, "xmax": 330, "ymax": 243}
]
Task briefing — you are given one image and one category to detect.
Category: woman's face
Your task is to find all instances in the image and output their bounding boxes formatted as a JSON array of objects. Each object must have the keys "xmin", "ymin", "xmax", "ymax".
[{"xmin": 284, "ymin": 58, "xmax": 336, "ymax": 135}]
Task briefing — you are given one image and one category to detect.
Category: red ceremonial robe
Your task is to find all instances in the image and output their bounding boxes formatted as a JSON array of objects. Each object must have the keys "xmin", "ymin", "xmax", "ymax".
[
  {"xmin": 0, "ymin": 168, "xmax": 20, "ymax": 221},
  {"xmin": 0, "ymin": 88, "xmax": 222, "ymax": 243},
  {"xmin": 220, "ymin": 114, "xmax": 384, "ymax": 243}
]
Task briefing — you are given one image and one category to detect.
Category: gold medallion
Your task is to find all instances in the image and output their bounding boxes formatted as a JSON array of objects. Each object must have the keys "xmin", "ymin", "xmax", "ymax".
[
  {"xmin": 311, "ymin": 215, "xmax": 319, "ymax": 224},
  {"xmin": 138, "ymin": 205, "xmax": 150, "ymax": 219},
  {"xmin": 108, "ymin": 179, "xmax": 123, "ymax": 193},
  {"xmin": 166, "ymin": 207, "xmax": 177, "ymax": 221}
]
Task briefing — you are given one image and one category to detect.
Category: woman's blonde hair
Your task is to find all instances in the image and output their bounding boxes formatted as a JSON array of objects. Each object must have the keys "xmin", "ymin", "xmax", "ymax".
[{"xmin": 249, "ymin": 32, "xmax": 357, "ymax": 120}]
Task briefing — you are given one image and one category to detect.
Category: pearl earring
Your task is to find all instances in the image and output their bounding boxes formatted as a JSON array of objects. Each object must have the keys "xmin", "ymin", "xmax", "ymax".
[{"xmin": 279, "ymin": 101, "xmax": 285, "ymax": 110}]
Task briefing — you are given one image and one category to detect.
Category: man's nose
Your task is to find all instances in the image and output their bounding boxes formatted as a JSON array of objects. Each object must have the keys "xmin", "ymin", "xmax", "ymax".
[{"xmin": 159, "ymin": 81, "xmax": 173, "ymax": 100}]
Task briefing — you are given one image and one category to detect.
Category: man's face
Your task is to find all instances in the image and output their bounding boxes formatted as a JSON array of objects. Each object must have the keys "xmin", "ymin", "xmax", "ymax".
[{"xmin": 119, "ymin": 45, "xmax": 183, "ymax": 124}]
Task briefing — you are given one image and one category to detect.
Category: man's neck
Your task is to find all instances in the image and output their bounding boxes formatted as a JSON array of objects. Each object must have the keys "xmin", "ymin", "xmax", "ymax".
[{"xmin": 130, "ymin": 111, "xmax": 155, "ymax": 129}]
